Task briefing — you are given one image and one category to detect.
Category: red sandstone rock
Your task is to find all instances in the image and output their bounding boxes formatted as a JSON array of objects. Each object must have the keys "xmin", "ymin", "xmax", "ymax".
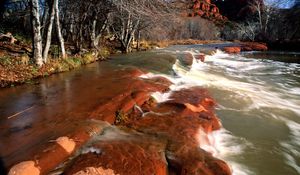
[
  {"xmin": 6, "ymin": 67, "xmax": 230, "ymax": 175},
  {"xmin": 65, "ymin": 87, "xmax": 230, "ymax": 175},
  {"xmin": 89, "ymin": 72, "xmax": 172, "ymax": 124},
  {"xmin": 196, "ymin": 54, "xmax": 206, "ymax": 62},
  {"xmin": 241, "ymin": 42, "xmax": 268, "ymax": 51},
  {"xmin": 189, "ymin": 0, "xmax": 227, "ymax": 22},
  {"xmin": 128, "ymin": 111, "xmax": 228, "ymax": 175},
  {"xmin": 8, "ymin": 120, "xmax": 109, "ymax": 175},
  {"xmin": 125, "ymin": 87, "xmax": 230, "ymax": 175},
  {"xmin": 223, "ymin": 46, "xmax": 241, "ymax": 53},
  {"xmin": 221, "ymin": 42, "xmax": 268, "ymax": 54},
  {"xmin": 64, "ymin": 127, "xmax": 168, "ymax": 175}
]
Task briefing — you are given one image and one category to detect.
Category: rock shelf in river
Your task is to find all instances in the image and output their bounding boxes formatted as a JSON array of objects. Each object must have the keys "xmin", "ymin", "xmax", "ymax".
[{"xmin": 8, "ymin": 67, "xmax": 231, "ymax": 175}]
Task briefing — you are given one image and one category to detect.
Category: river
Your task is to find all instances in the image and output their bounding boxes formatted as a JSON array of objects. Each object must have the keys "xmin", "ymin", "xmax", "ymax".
[{"xmin": 0, "ymin": 44, "xmax": 300, "ymax": 175}]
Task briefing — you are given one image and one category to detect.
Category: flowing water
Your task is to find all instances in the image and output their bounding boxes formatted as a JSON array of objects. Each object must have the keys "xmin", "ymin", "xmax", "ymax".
[
  {"xmin": 162, "ymin": 46, "xmax": 300, "ymax": 175},
  {"xmin": 0, "ymin": 44, "xmax": 300, "ymax": 175},
  {"xmin": 112, "ymin": 45, "xmax": 300, "ymax": 175}
]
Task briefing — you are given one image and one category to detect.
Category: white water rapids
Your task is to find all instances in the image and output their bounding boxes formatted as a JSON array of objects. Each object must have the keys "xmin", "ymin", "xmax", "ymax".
[{"xmin": 142, "ymin": 48, "xmax": 300, "ymax": 175}]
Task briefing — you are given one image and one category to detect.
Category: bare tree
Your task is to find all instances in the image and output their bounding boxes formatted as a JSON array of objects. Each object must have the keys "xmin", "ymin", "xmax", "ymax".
[
  {"xmin": 60, "ymin": 0, "xmax": 112, "ymax": 53},
  {"xmin": 109, "ymin": 0, "xmax": 173, "ymax": 53},
  {"xmin": 236, "ymin": 21, "xmax": 259, "ymax": 41},
  {"xmin": 30, "ymin": 0, "xmax": 43, "ymax": 66},
  {"xmin": 249, "ymin": 0, "xmax": 285, "ymax": 40},
  {"xmin": 54, "ymin": 0, "xmax": 66, "ymax": 58},
  {"xmin": 43, "ymin": 0, "xmax": 55, "ymax": 62}
]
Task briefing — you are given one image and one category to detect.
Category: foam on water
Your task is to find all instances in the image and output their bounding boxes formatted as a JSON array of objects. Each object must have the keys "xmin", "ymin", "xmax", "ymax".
[
  {"xmin": 151, "ymin": 91, "xmax": 172, "ymax": 103},
  {"xmin": 142, "ymin": 49, "xmax": 300, "ymax": 175},
  {"xmin": 193, "ymin": 51, "xmax": 300, "ymax": 175},
  {"xmin": 197, "ymin": 127, "xmax": 254, "ymax": 175},
  {"xmin": 172, "ymin": 51, "xmax": 300, "ymax": 116},
  {"xmin": 280, "ymin": 120, "xmax": 300, "ymax": 174}
]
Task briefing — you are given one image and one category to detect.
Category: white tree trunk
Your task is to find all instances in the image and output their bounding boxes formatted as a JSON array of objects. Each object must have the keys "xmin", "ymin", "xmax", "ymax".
[
  {"xmin": 43, "ymin": 0, "xmax": 55, "ymax": 63},
  {"xmin": 54, "ymin": 0, "xmax": 66, "ymax": 58},
  {"xmin": 90, "ymin": 17, "xmax": 108, "ymax": 51},
  {"xmin": 30, "ymin": 0, "xmax": 43, "ymax": 67},
  {"xmin": 90, "ymin": 17, "xmax": 97, "ymax": 49}
]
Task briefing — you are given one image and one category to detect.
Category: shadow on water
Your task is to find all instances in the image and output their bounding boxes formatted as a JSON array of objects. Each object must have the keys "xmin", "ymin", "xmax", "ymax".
[
  {"xmin": 0, "ymin": 157, "xmax": 7, "ymax": 175},
  {"xmin": 242, "ymin": 51, "xmax": 300, "ymax": 63}
]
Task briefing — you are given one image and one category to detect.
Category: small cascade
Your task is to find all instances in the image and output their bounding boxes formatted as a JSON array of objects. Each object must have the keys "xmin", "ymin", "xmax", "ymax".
[{"xmin": 143, "ymin": 48, "xmax": 300, "ymax": 175}]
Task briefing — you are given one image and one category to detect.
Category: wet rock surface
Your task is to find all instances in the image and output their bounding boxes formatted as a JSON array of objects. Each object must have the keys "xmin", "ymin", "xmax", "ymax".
[
  {"xmin": 221, "ymin": 42, "xmax": 268, "ymax": 53},
  {"xmin": 63, "ymin": 87, "xmax": 230, "ymax": 175},
  {"xmin": 3, "ymin": 61, "xmax": 231, "ymax": 175},
  {"xmin": 64, "ymin": 126, "xmax": 168, "ymax": 175}
]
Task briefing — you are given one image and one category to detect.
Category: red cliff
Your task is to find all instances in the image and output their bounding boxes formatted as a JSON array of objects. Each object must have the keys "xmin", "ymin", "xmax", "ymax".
[{"xmin": 189, "ymin": 0, "xmax": 228, "ymax": 21}]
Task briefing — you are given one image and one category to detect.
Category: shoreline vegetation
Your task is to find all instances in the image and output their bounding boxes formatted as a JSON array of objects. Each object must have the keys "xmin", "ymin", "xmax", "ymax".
[
  {"xmin": 1, "ymin": 0, "xmax": 298, "ymax": 88},
  {"xmin": 0, "ymin": 37, "xmax": 268, "ymax": 88}
]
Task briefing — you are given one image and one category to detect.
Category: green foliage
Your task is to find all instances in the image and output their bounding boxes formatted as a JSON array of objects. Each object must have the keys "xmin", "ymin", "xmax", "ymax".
[
  {"xmin": 99, "ymin": 47, "xmax": 111, "ymax": 59},
  {"xmin": 81, "ymin": 52, "xmax": 96, "ymax": 64},
  {"xmin": 63, "ymin": 57, "xmax": 82, "ymax": 69},
  {"xmin": 14, "ymin": 33, "xmax": 31, "ymax": 44},
  {"xmin": 56, "ymin": 59, "xmax": 71, "ymax": 72},
  {"xmin": 51, "ymin": 57, "xmax": 83, "ymax": 73},
  {"xmin": 31, "ymin": 66, "xmax": 39, "ymax": 75},
  {"xmin": 51, "ymin": 45, "xmax": 61, "ymax": 59},
  {"xmin": 0, "ymin": 56, "xmax": 12, "ymax": 66}
]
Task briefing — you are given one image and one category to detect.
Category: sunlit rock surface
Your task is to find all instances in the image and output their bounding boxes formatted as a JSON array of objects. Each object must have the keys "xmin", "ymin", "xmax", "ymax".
[{"xmin": 5, "ymin": 64, "xmax": 230, "ymax": 175}]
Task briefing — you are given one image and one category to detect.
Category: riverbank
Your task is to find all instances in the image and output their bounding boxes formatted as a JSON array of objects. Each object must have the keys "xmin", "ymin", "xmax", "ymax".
[
  {"xmin": 0, "ymin": 40, "xmax": 268, "ymax": 88},
  {"xmin": 145, "ymin": 39, "xmax": 268, "ymax": 53},
  {"xmin": 0, "ymin": 40, "xmax": 112, "ymax": 88}
]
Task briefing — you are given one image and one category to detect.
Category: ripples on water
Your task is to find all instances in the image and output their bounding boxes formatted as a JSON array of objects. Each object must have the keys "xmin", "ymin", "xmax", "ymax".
[{"xmin": 146, "ymin": 48, "xmax": 300, "ymax": 175}]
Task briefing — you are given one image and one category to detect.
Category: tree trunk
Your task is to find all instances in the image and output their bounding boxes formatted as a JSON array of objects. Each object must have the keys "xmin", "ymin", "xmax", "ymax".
[
  {"xmin": 137, "ymin": 30, "xmax": 140, "ymax": 51},
  {"xmin": 41, "ymin": 3, "xmax": 49, "ymax": 37},
  {"xmin": 43, "ymin": 0, "xmax": 55, "ymax": 63},
  {"xmin": 90, "ymin": 17, "xmax": 97, "ymax": 49},
  {"xmin": 54, "ymin": 0, "xmax": 66, "ymax": 58},
  {"xmin": 90, "ymin": 17, "xmax": 108, "ymax": 51},
  {"xmin": 30, "ymin": 0, "xmax": 43, "ymax": 67}
]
